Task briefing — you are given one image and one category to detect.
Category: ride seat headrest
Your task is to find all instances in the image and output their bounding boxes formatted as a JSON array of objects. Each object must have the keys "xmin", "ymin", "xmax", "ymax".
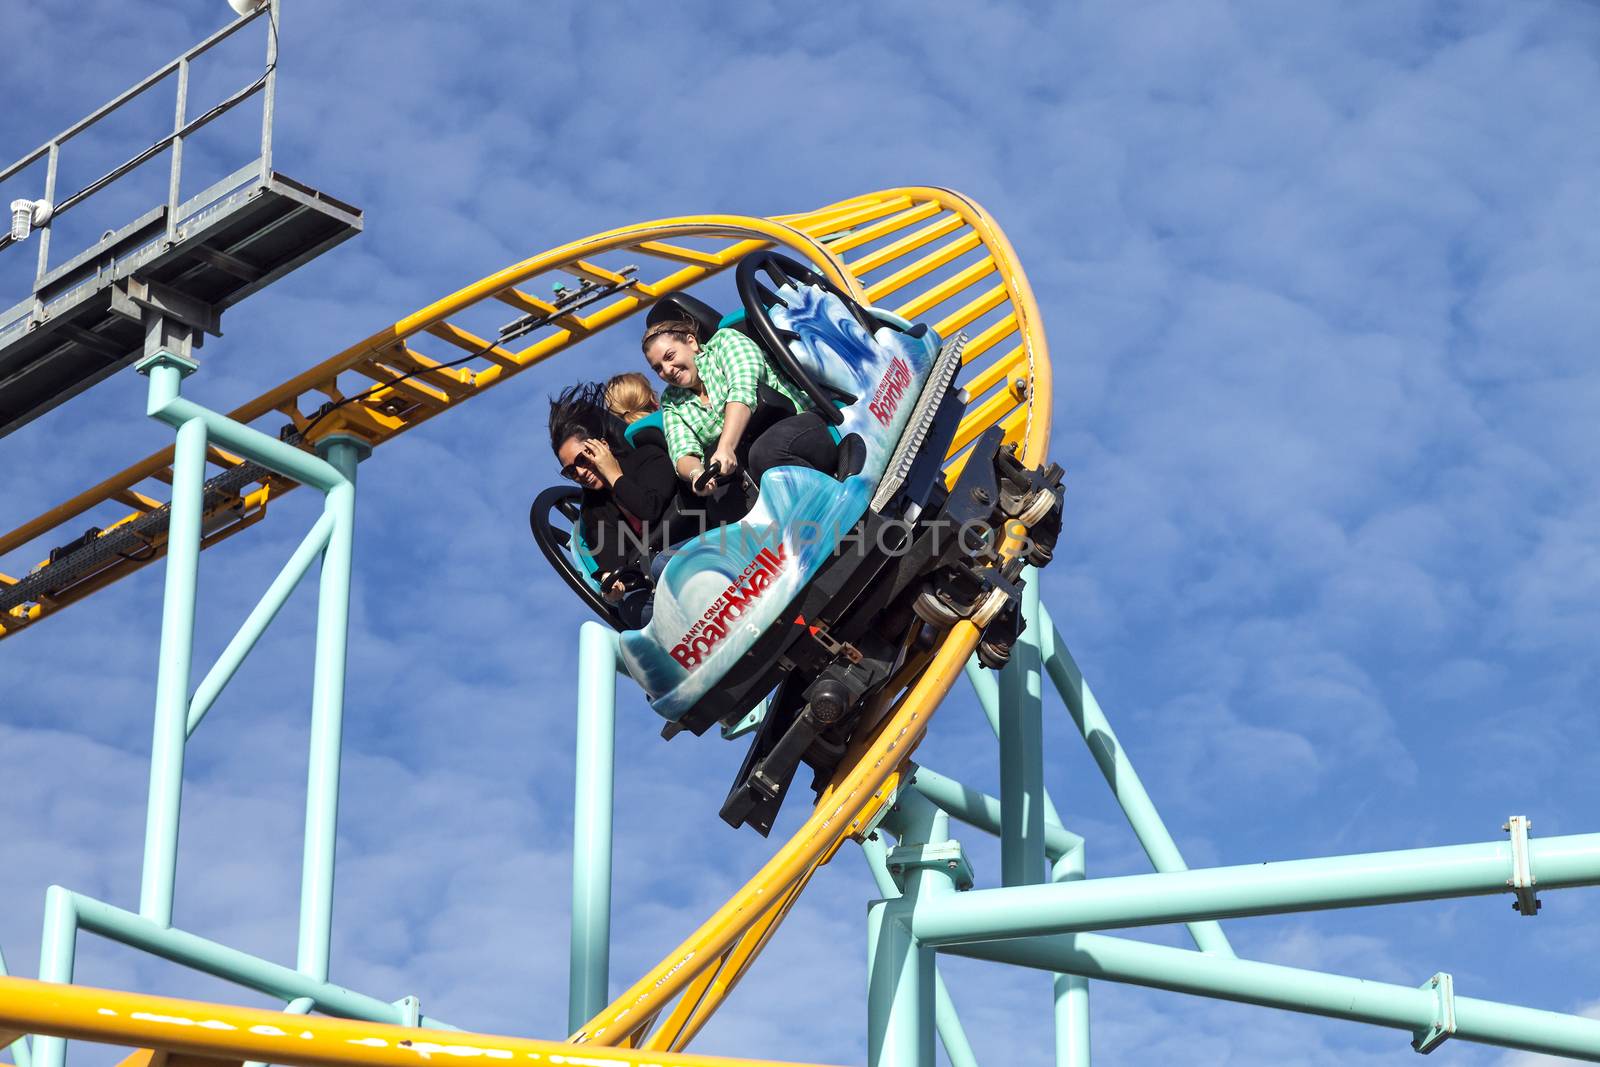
[
  {"xmin": 623, "ymin": 410, "xmax": 667, "ymax": 451},
  {"xmin": 646, "ymin": 293, "xmax": 724, "ymax": 344}
]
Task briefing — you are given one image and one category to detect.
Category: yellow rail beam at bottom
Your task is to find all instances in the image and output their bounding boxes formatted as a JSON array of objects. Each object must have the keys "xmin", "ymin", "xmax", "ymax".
[{"xmin": 0, "ymin": 975, "xmax": 847, "ymax": 1067}]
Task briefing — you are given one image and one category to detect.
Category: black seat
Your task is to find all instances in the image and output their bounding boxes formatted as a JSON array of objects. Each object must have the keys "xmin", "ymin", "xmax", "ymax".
[
  {"xmin": 646, "ymin": 293, "xmax": 724, "ymax": 342},
  {"xmin": 743, "ymin": 383, "xmax": 798, "ymax": 451},
  {"xmin": 529, "ymin": 486, "xmax": 629, "ymax": 631}
]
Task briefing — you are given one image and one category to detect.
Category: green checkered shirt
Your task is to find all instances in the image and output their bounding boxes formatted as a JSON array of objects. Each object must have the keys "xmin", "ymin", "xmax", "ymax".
[{"xmin": 659, "ymin": 328, "xmax": 811, "ymax": 465}]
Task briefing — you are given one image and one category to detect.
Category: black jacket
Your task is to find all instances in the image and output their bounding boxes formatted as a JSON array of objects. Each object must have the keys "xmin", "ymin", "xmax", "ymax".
[{"xmin": 579, "ymin": 438, "xmax": 676, "ymax": 577}]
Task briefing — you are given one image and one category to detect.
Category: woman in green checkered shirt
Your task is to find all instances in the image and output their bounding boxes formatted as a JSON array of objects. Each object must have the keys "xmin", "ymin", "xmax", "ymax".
[{"xmin": 641, "ymin": 319, "xmax": 839, "ymax": 497}]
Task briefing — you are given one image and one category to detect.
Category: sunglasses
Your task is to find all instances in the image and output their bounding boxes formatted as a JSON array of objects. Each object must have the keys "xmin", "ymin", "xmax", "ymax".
[{"xmin": 560, "ymin": 455, "xmax": 593, "ymax": 482}]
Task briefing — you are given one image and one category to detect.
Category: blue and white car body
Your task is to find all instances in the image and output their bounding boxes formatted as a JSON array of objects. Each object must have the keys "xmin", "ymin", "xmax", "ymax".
[{"xmin": 618, "ymin": 284, "xmax": 940, "ymax": 721}]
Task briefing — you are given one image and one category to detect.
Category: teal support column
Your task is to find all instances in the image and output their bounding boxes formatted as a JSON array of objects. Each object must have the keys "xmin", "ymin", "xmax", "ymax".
[
  {"xmin": 914, "ymin": 751, "xmax": 1093, "ymax": 1058},
  {"xmin": 296, "ymin": 436, "xmax": 366, "ymax": 983},
  {"xmin": 36, "ymin": 889, "xmax": 76, "ymax": 987},
  {"xmin": 943, "ymin": 930, "xmax": 1600, "ymax": 1062},
  {"xmin": 29, "ymin": 887, "xmax": 80, "ymax": 1067},
  {"xmin": 964, "ymin": 664, "xmax": 1063, "ymax": 830},
  {"xmin": 915, "ymin": 757, "xmax": 1092, "ymax": 1056},
  {"xmin": 15, "ymin": 359, "xmax": 462, "ymax": 1067},
  {"xmin": 868, "ymin": 792, "xmax": 949, "ymax": 1067},
  {"xmin": 997, "ymin": 568, "xmax": 1045, "ymax": 887},
  {"xmin": 867, "ymin": 901, "xmax": 928, "ymax": 1067},
  {"xmin": 139, "ymin": 353, "xmax": 363, "ymax": 982},
  {"xmin": 136, "ymin": 353, "xmax": 206, "ymax": 927},
  {"xmin": 1051, "ymin": 850, "xmax": 1090, "ymax": 1067},
  {"xmin": 568, "ymin": 622, "xmax": 617, "ymax": 1034},
  {"xmin": 1037, "ymin": 606, "xmax": 1233, "ymax": 957},
  {"xmin": 993, "ymin": 573, "xmax": 1077, "ymax": 1063},
  {"xmin": 910, "ymin": 761, "xmax": 1099, "ymax": 1066},
  {"xmin": 861, "ymin": 834, "xmax": 978, "ymax": 1067}
]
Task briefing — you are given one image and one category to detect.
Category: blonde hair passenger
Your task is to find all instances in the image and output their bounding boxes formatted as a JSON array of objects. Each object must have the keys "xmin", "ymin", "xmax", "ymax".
[{"xmin": 605, "ymin": 371, "xmax": 659, "ymax": 425}]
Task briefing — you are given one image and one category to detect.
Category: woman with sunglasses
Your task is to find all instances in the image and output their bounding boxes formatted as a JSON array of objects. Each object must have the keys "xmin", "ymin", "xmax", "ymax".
[{"xmin": 548, "ymin": 382, "xmax": 677, "ymax": 615}]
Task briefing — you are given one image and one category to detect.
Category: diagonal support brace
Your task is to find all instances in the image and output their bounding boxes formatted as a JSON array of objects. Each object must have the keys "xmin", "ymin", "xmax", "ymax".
[{"xmin": 1411, "ymin": 972, "xmax": 1456, "ymax": 1054}]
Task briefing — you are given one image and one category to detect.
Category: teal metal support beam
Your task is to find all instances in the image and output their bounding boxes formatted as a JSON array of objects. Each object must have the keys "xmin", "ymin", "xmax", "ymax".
[
  {"xmin": 296, "ymin": 435, "xmax": 365, "ymax": 983},
  {"xmin": 141, "ymin": 353, "xmax": 365, "ymax": 983},
  {"xmin": 940, "ymin": 930, "xmax": 1600, "ymax": 1061},
  {"xmin": 37, "ymin": 888, "xmax": 75, "ymax": 988},
  {"xmin": 964, "ymin": 662, "xmax": 1063, "ymax": 832},
  {"xmin": 867, "ymin": 901, "xmax": 929, "ymax": 1067},
  {"xmin": 913, "ymin": 829, "xmax": 1600, "ymax": 946},
  {"xmin": 143, "ymin": 359, "xmax": 345, "ymax": 493},
  {"xmin": 973, "ymin": 573, "xmax": 1090, "ymax": 1065},
  {"xmin": 27, "ymin": 886, "xmax": 456, "ymax": 1067},
  {"xmin": 187, "ymin": 510, "xmax": 335, "ymax": 736},
  {"xmin": 1051, "ymin": 850, "xmax": 1090, "ymax": 1067},
  {"xmin": 913, "ymin": 754, "xmax": 1094, "ymax": 1059},
  {"xmin": 18, "ymin": 356, "xmax": 448, "ymax": 1067},
  {"xmin": 136, "ymin": 353, "xmax": 365, "ymax": 978},
  {"xmin": 1036, "ymin": 605, "xmax": 1233, "ymax": 957},
  {"xmin": 28, "ymin": 888, "xmax": 79, "ymax": 1067},
  {"xmin": 910, "ymin": 765, "xmax": 1082, "ymax": 863},
  {"xmin": 33, "ymin": 890, "xmax": 451, "ymax": 1027},
  {"xmin": 997, "ymin": 568, "xmax": 1045, "ymax": 887},
  {"xmin": 869, "ymin": 792, "xmax": 950, "ymax": 1067},
  {"xmin": 137, "ymin": 354, "xmax": 207, "ymax": 927},
  {"xmin": 568, "ymin": 622, "xmax": 618, "ymax": 1034},
  {"xmin": 861, "ymin": 834, "xmax": 979, "ymax": 1067}
]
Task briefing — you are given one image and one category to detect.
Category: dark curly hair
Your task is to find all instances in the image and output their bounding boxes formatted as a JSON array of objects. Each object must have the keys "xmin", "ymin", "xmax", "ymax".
[{"xmin": 548, "ymin": 382, "xmax": 625, "ymax": 456}]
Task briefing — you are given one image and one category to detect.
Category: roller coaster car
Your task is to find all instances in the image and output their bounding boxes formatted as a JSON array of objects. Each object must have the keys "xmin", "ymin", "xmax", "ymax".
[{"xmin": 532, "ymin": 252, "xmax": 1064, "ymax": 834}]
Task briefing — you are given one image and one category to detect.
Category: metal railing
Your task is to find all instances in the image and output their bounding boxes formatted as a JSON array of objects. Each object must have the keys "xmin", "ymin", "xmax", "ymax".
[{"xmin": 0, "ymin": 0, "xmax": 279, "ymax": 284}]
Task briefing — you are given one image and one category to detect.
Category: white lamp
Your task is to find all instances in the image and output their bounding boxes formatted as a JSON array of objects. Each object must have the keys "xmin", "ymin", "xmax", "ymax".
[
  {"xmin": 227, "ymin": 0, "xmax": 266, "ymax": 15},
  {"xmin": 9, "ymin": 199, "xmax": 52, "ymax": 242}
]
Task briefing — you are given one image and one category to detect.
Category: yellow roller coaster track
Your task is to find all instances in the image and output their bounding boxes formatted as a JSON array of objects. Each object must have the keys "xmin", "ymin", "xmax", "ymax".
[{"xmin": 0, "ymin": 187, "xmax": 1053, "ymax": 1058}]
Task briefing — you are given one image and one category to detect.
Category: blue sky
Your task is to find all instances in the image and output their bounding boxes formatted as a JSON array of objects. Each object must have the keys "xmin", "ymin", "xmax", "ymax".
[{"xmin": 3, "ymin": 1, "xmax": 1600, "ymax": 1064}]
